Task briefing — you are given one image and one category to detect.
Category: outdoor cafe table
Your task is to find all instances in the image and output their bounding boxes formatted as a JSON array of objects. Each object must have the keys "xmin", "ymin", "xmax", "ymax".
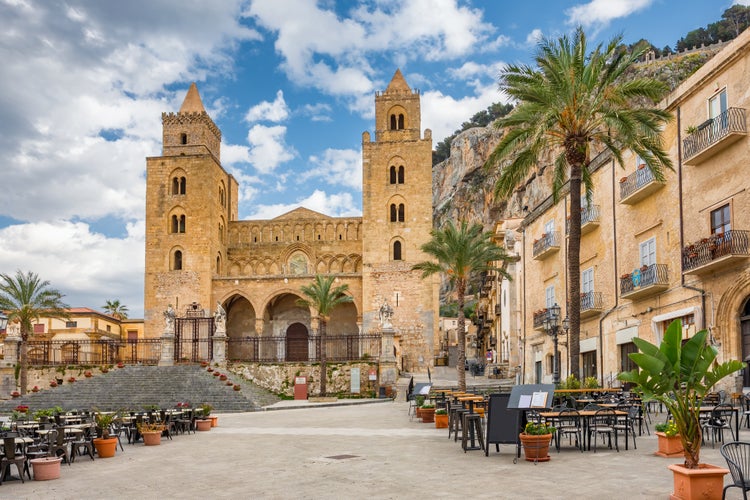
[{"xmin": 539, "ymin": 409, "xmax": 630, "ymax": 451}]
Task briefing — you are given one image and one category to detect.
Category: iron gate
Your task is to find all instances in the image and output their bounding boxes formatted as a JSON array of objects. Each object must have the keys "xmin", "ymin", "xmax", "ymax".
[{"xmin": 175, "ymin": 316, "xmax": 214, "ymax": 363}]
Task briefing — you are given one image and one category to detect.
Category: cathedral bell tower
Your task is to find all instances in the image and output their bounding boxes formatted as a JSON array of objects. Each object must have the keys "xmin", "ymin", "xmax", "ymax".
[{"xmin": 360, "ymin": 69, "xmax": 438, "ymax": 371}]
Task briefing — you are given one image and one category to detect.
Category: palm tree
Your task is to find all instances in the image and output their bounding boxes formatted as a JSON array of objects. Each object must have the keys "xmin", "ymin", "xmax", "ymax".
[
  {"xmin": 102, "ymin": 299, "xmax": 129, "ymax": 320},
  {"xmin": 484, "ymin": 27, "xmax": 672, "ymax": 378},
  {"xmin": 0, "ymin": 270, "xmax": 69, "ymax": 395},
  {"xmin": 298, "ymin": 275, "xmax": 353, "ymax": 397},
  {"xmin": 412, "ymin": 221, "xmax": 511, "ymax": 391}
]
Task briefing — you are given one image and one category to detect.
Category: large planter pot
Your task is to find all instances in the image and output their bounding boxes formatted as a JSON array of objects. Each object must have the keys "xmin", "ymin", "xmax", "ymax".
[
  {"xmin": 655, "ymin": 432, "xmax": 684, "ymax": 458},
  {"xmin": 435, "ymin": 413, "xmax": 449, "ymax": 429},
  {"xmin": 142, "ymin": 431, "xmax": 162, "ymax": 446},
  {"xmin": 93, "ymin": 437, "xmax": 118, "ymax": 458},
  {"xmin": 196, "ymin": 419, "xmax": 212, "ymax": 431},
  {"xmin": 420, "ymin": 408, "xmax": 435, "ymax": 423},
  {"xmin": 210, "ymin": 416, "xmax": 218, "ymax": 427},
  {"xmin": 415, "ymin": 407, "xmax": 424, "ymax": 419},
  {"xmin": 519, "ymin": 433, "xmax": 553, "ymax": 462},
  {"xmin": 668, "ymin": 463, "xmax": 729, "ymax": 500},
  {"xmin": 30, "ymin": 457, "xmax": 62, "ymax": 480}
]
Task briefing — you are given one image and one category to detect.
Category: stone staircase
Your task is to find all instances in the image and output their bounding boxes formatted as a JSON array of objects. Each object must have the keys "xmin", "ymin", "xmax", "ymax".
[{"xmin": 0, "ymin": 365, "xmax": 280, "ymax": 413}]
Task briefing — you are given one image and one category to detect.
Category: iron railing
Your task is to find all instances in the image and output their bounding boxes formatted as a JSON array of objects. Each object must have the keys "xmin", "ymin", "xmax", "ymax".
[
  {"xmin": 24, "ymin": 339, "xmax": 131, "ymax": 366},
  {"xmin": 683, "ymin": 107, "xmax": 747, "ymax": 160},
  {"xmin": 619, "ymin": 167, "xmax": 657, "ymax": 200},
  {"xmin": 227, "ymin": 334, "xmax": 381, "ymax": 363},
  {"xmin": 619, "ymin": 263, "xmax": 669, "ymax": 295},
  {"xmin": 566, "ymin": 205, "xmax": 601, "ymax": 234},
  {"xmin": 121, "ymin": 339, "xmax": 162, "ymax": 365},
  {"xmin": 533, "ymin": 309, "xmax": 548, "ymax": 329},
  {"xmin": 532, "ymin": 231, "xmax": 560, "ymax": 258},
  {"xmin": 580, "ymin": 291, "xmax": 603, "ymax": 312},
  {"xmin": 682, "ymin": 230, "xmax": 750, "ymax": 271}
]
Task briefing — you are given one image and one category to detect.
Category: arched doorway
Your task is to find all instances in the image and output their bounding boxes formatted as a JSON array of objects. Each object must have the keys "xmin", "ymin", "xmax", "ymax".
[
  {"xmin": 741, "ymin": 296, "xmax": 750, "ymax": 387},
  {"xmin": 286, "ymin": 322, "xmax": 309, "ymax": 361}
]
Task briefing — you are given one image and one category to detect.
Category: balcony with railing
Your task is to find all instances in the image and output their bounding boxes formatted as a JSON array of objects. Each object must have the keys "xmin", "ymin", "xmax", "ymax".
[
  {"xmin": 620, "ymin": 263, "xmax": 669, "ymax": 300},
  {"xmin": 580, "ymin": 291, "xmax": 603, "ymax": 319},
  {"xmin": 683, "ymin": 107, "xmax": 747, "ymax": 165},
  {"xmin": 532, "ymin": 231, "xmax": 561, "ymax": 260},
  {"xmin": 683, "ymin": 229, "xmax": 750, "ymax": 275},
  {"xmin": 619, "ymin": 167, "xmax": 665, "ymax": 205},
  {"xmin": 566, "ymin": 205, "xmax": 601, "ymax": 236},
  {"xmin": 532, "ymin": 309, "xmax": 548, "ymax": 331}
]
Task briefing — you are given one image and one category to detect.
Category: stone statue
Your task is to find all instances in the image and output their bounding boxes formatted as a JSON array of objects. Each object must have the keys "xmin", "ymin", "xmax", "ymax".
[
  {"xmin": 163, "ymin": 304, "xmax": 175, "ymax": 332},
  {"xmin": 379, "ymin": 299, "xmax": 394, "ymax": 329},
  {"xmin": 214, "ymin": 301, "xmax": 226, "ymax": 331}
]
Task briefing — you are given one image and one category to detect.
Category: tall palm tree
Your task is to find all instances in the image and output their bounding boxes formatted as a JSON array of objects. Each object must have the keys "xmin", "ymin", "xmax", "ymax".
[
  {"xmin": 484, "ymin": 27, "xmax": 672, "ymax": 378},
  {"xmin": 0, "ymin": 270, "xmax": 68, "ymax": 395},
  {"xmin": 298, "ymin": 274, "xmax": 353, "ymax": 397},
  {"xmin": 412, "ymin": 221, "xmax": 511, "ymax": 391},
  {"xmin": 102, "ymin": 299, "xmax": 129, "ymax": 320}
]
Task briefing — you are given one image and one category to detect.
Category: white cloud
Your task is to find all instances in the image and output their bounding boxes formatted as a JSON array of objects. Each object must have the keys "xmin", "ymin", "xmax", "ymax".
[
  {"xmin": 302, "ymin": 103, "xmax": 333, "ymax": 122},
  {"xmin": 245, "ymin": 90, "xmax": 290, "ymax": 123},
  {"xmin": 733, "ymin": 0, "xmax": 750, "ymax": 5},
  {"xmin": 247, "ymin": 124, "xmax": 296, "ymax": 174},
  {"xmin": 0, "ymin": 220, "xmax": 145, "ymax": 317},
  {"xmin": 245, "ymin": 190, "xmax": 361, "ymax": 220},
  {"xmin": 526, "ymin": 29, "xmax": 544, "ymax": 45},
  {"xmin": 302, "ymin": 149, "xmax": 362, "ymax": 190},
  {"xmin": 566, "ymin": 0, "xmax": 654, "ymax": 29}
]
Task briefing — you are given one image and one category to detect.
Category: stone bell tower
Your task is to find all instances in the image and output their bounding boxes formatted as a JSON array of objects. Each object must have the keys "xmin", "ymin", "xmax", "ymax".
[{"xmin": 361, "ymin": 69, "xmax": 438, "ymax": 371}]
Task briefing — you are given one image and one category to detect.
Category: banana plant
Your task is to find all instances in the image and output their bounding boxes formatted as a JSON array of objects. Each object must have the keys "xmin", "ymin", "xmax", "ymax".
[{"xmin": 618, "ymin": 319, "xmax": 743, "ymax": 469}]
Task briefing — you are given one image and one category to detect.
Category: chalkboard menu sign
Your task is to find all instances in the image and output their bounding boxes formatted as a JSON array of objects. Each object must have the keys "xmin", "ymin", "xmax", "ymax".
[{"xmin": 484, "ymin": 393, "xmax": 521, "ymax": 457}]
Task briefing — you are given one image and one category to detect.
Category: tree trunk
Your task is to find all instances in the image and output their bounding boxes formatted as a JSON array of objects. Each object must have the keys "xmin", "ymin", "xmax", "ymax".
[
  {"xmin": 19, "ymin": 338, "xmax": 28, "ymax": 395},
  {"xmin": 456, "ymin": 279, "xmax": 467, "ymax": 392},
  {"xmin": 319, "ymin": 319, "xmax": 327, "ymax": 397},
  {"xmin": 568, "ymin": 164, "xmax": 583, "ymax": 380}
]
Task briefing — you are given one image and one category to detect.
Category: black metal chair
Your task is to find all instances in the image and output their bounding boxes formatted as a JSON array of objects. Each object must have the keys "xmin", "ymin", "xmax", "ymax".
[
  {"xmin": 48, "ymin": 429, "xmax": 72, "ymax": 465},
  {"xmin": 613, "ymin": 406, "xmax": 639, "ymax": 449},
  {"xmin": 721, "ymin": 441, "xmax": 750, "ymax": 499},
  {"xmin": 704, "ymin": 403, "xmax": 736, "ymax": 447},
  {"xmin": 0, "ymin": 436, "xmax": 30, "ymax": 484},
  {"xmin": 556, "ymin": 409, "xmax": 583, "ymax": 452},
  {"xmin": 70, "ymin": 426, "xmax": 95, "ymax": 462},
  {"xmin": 588, "ymin": 408, "xmax": 619, "ymax": 452}
]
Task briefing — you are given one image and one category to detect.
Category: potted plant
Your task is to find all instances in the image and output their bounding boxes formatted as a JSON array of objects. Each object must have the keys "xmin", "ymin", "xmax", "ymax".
[
  {"xmin": 654, "ymin": 420, "xmax": 683, "ymax": 458},
  {"xmin": 618, "ymin": 319, "xmax": 743, "ymax": 499},
  {"xmin": 519, "ymin": 421, "xmax": 555, "ymax": 462},
  {"xmin": 233, "ymin": 384, "xmax": 241, "ymax": 391},
  {"xmin": 420, "ymin": 403, "xmax": 435, "ymax": 423},
  {"xmin": 434, "ymin": 409, "xmax": 449, "ymax": 429},
  {"xmin": 30, "ymin": 456, "xmax": 63, "ymax": 480},
  {"xmin": 93, "ymin": 410, "xmax": 121, "ymax": 458},
  {"xmin": 137, "ymin": 422, "xmax": 165, "ymax": 446},
  {"xmin": 84, "ymin": 370, "xmax": 93, "ymax": 378},
  {"xmin": 49, "ymin": 380, "xmax": 58, "ymax": 388},
  {"xmin": 31, "ymin": 385, "xmax": 39, "ymax": 393},
  {"xmin": 196, "ymin": 404, "xmax": 213, "ymax": 431},
  {"xmin": 414, "ymin": 395, "xmax": 426, "ymax": 419}
]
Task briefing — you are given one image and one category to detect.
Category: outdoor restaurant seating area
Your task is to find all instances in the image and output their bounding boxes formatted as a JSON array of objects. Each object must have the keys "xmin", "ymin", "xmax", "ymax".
[{"xmin": 0, "ymin": 403, "xmax": 215, "ymax": 484}]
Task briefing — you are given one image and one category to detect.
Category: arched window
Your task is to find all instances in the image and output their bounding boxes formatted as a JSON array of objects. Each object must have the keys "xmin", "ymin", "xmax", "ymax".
[
  {"xmin": 393, "ymin": 241, "xmax": 402, "ymax": 261},
  {"xmin": 180, "ymin": 177, "xmax": 186, "ymax": 194},
  {"xmin": 216, "ymin": 255, "xmax": 221, "ymax": 273},
  {"xmin": 219, "ymin": 187, "xmax": 225, "ymax": 207},
  {"xmin": 173, "ymin": 250, "xmax": 183, "ymax": 270},
  {"xmin": 171, "ymin": 215, "xmax": 178, "ymax": 233},
  {"xmin": 398, "ymin": 166, "xmax": 404, "ymax": 184},
  {"xmin": 180, "ymin": 133, "xmax": 187, "ymax": 145},
  {"xmin": 389, "ymin": 166, "xmax": 397, "ymax": 184},
  {"xmin": 398, "ymin": 204, "xmax": 405, "ymax": 222},
  {"xmin": 390, "ymin": 114, "xmax": 397, "ymax": 130},
  {"xmin": 172, "ymin": 177, "xmax": 186, "ymax": 195},
  {"xmin": 390, "ymin": 204, "xmax": 397, "ymax": 222},
  {"xmin": 179, "ymin": 215, "xmax": 185, "ymax": 233},
  {"xmin": 398, "ymin": 114, "xmax": 404, "ymax": 130}
]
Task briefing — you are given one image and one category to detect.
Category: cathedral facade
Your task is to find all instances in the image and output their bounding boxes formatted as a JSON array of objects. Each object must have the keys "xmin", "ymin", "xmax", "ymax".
[{"xmin": 144, "ymin": 70, "xmax": 438, "ymax": 372}]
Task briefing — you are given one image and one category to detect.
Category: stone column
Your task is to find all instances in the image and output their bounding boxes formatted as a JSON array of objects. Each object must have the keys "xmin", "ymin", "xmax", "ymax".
[
  {"xmin": 378, "ymin": 327, "xmax": 398, "ymax": 393},
  {"xmin": 1, "ymin": 332, "xmax": 21, "ymax": 394}
]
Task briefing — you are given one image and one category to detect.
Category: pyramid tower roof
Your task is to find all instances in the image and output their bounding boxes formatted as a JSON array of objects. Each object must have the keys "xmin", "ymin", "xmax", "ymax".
[
  {"xmin": 179, "ymin": 82, "xmax": 206, "ymax": 113},
  {"xmin": 385, "ymin": 69, "xmax": 410, "ymax": 92}
]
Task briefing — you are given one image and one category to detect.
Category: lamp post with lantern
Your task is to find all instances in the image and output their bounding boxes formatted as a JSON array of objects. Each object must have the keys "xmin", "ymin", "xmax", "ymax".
[{"xmin": 543, "ymin": 304, "xmax": 569, "ymax": 385}]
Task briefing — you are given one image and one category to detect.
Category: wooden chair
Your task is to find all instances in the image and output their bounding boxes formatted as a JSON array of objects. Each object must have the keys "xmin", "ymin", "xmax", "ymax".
[{"xmin": 0, "ymin": 436, "xmax": 30, "ymax": 484}]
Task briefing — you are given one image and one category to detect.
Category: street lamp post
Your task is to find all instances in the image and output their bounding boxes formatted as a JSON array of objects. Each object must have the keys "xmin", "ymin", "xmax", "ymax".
[{"xmin": 544, "ymin": 304, "xmax": 563, "ymax": 385}]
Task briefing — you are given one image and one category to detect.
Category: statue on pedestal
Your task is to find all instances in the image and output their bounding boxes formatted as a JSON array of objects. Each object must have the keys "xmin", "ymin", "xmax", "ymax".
[
  {"xmin": 378, "ymin": 299, "xmax": 394, "ymax": 330},
  {"xmin": 163, "ymin": 304, "xmax": 175, "ymax": 333},
  {"xmin": 214, "ymin": 301, "xmax": 226, "ymax": 332}
]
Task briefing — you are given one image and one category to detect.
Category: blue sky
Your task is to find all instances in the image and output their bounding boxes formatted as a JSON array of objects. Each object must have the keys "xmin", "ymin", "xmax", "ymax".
[{"xmin": 0, "ymin": 0, "xmax": 744, "ymax": 318}]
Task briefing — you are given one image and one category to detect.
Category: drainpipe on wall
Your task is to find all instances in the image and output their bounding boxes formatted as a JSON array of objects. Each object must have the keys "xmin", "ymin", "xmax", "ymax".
[
  {"xmin": 599, "ymin": 159, "xmax": 619, "ymax": 387},
  {"xmin": 676, "ymin": 106, "xmax": 708, "ymax": 329},
  {"xmin": 521, "ymin": 227, "xmax": 527, "ymax": 384}
]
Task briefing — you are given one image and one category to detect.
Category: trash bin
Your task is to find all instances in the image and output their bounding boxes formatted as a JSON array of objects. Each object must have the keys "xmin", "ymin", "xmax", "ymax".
[{"xmin": 293, "ymin": 376, "xmax": 307, "ymax": 400}]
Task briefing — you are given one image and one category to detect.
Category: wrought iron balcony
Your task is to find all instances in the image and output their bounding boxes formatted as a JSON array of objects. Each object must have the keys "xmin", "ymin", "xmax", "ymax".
[
  {"xmin": 620, "ymin": 263, "xmax": 669, "ymax": 300},
  {"xmin": 683, "ymin": 229, "xmax": 750, "ymax": 275},
  {"xmin": 619, "ymin": 167, "xmax": 665, "ymax": 205},
  {"xmin": 580, "ymin": 291, "xmax": 603, "ymax": 319},
  {"xmin": 566, "ymin": 205, "xmax": 601, "ymax": 236},
  {"xmin": 532, "ymin": 231, "xmax": 561, "ymax": 260},
  {"xmin": 532, "ymin": 309, "xmax": 548, "ymax": 331},
  {"xmin": 683, "ymin": 107, "xmax": 747, "ymax": 165}
]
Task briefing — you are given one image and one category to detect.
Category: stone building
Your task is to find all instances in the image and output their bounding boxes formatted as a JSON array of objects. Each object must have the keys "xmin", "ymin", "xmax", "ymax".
[
  {"xmin": 143, "ymin": 70, "xmax": 438, "ymax": 372},
  {"xmin": 497, "ymin": 28, "xmax": 750, "ymax": 391}
]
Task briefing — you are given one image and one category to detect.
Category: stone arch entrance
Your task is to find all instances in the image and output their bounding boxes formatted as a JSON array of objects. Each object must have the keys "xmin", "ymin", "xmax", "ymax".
[
  {"xmin": 741, "ymin": 296, "xmax": 750, "ymax": 387},
  {"xmin": 286, "ymin": 322, "xmax": 309, "ymax": 361}
]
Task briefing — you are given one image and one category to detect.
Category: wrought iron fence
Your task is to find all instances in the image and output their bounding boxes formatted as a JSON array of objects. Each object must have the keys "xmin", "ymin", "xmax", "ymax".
[
  {"xmin": 532, "ymin": 231, "xmax": 560, "ymax": 258},
  {"xmin": 619, "ymin": 263, "xmax": 669, "ymax": 295},
  {"xmin": 683, "ymin": 107, "xmax": 747, "ymax": 160},
  {"xmin": 682, "ymin": 229, "xmax": 750, "ymax": 271},
  {"xmin": 227, "ymin": 334, "xmax": 381, "ymax": 363},
  {"xmin": 120, "ymin": 339, "xmax": 162, "ymax": 365},
  {"xmin": 23, "ymin": 339, "xmax": 155, "ymax": 366}
]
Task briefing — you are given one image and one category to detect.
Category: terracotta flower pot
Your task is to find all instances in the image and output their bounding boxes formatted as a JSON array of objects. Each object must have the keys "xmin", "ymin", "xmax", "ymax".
[
  {"xmin": 420, "ymin": 407, "xmax": 435, "ymax": 423},
  {"xmin": 519, "ymin": 433, "xmax": 553, "ymax": 462},
  {"xmin": 668, "ymin": 463, "xmax": 729, "ymax": 500},
  {"xmin": 435, "ymin": 413, "xmax": 449, "ymax": 428},
  {"xmin": 655, "ymin": 432, "xmax": 683, "ymax": 458},
  {"xmin": 30, "ymin": 456, "xmax": 62, "ymax": 480},
  {"xmin": 93, "ymin": 437, "xmax": 118, "ymax": 458},
  {"xmin": 196, "ymin": 419, "xmax": 212, "ymax": 431},
  {"xmin": 210, "ymin": 416, "xmax": 218, "ymax": 427},
  {"xmin": 142, "ymin": 431, "xmax": 162, "ymax": 446}
]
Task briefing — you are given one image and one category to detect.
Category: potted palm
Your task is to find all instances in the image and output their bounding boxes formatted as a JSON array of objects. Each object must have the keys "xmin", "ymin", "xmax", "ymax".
[
  {"xmin": 93, "ymin": 410, "xmax": 121, "ymax": 458},
  {"xmin": 618, "ymin": 319, "xmax": 743, "ymax": 499},
  {"xmin": 519, "ymin": 421, "xmax": 555, "ymax": 462},
  {"xmin": 137, "ymin": 422, "xmax": 166, "ymax": 446},
  {"xmin": 196, "ymin": 403, "xmax": 213, "ymax": 431}
]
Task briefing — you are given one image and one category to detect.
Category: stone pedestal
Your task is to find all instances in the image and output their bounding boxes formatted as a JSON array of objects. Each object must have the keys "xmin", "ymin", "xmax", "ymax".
[
  {"xmin": 1, "ymin": 335, "xmax": 21, "ymax": 395},
  {"xmin": 212, "ymin": 334, "xmax": 227, "ymax": 365},
  {"xmin": 380, "ymin": 328, "xmax": 396, "ymax": 362},
  {"xmin": 158, "ymin": 333, "xmax": 174, "ymax": 366}
]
